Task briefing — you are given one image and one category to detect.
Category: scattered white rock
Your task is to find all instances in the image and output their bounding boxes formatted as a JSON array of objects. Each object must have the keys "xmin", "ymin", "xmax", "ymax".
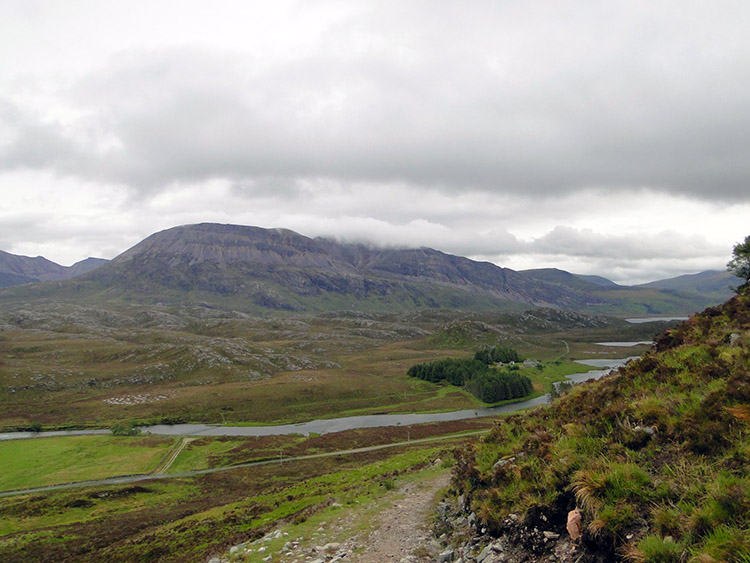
[{"xmin": 439, "ymin": 548, "xmax": 454, "ymax": 562}]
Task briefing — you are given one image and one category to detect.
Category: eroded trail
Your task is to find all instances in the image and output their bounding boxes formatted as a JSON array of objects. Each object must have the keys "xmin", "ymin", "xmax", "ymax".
[{"xmin": 345, "ymin": 471, "xmax": 450, "ymax": 562}]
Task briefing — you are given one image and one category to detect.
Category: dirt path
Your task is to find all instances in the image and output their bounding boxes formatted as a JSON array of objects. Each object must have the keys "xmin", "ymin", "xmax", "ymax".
[
  {"xmin": 344, "ymin": 471, "xmax": 451, "ymax": 562},
  {"xmin": 152, "ymin": 437, "xmax": 195, "ymax": 474}
]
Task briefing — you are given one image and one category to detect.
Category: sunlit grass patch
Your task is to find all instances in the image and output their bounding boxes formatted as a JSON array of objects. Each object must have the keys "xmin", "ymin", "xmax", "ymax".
[{"xmin": 0, "ymin": 435, "xmax": 175, "ymax": 491}]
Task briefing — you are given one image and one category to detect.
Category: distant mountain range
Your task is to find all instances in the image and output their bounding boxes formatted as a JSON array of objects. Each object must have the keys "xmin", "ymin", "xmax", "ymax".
[
  {"xmin": 0, "ymin": 223, "xmax": 737, "ymax": 315},
  {"xmin": 0, "ymin": 251, "xmax": 107, "ymax": 288},
  {"xmin": 635, "ymin": 269, "xmax": 737, "ymax": 303}
]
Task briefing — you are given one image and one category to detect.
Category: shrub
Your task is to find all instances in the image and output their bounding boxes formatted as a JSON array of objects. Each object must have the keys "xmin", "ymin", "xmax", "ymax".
[
  {"xmin": 27, "ymin": 421, "xmax": 43, "ymax": 432},
  {"xmin": 111, "ymin": 422, "xmax": 141, "ymax": 436}
]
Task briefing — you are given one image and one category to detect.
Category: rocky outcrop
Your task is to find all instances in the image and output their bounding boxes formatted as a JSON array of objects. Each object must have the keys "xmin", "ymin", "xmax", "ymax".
[{"xmin": 432, "ymin": 497, "xmax": 597, "ymax": 563}]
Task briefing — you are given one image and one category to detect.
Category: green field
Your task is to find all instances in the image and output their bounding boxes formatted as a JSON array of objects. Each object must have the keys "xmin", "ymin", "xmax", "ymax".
[{"xmin": 0, "ymin": 435, "xmax": 176, "ymax": 491}]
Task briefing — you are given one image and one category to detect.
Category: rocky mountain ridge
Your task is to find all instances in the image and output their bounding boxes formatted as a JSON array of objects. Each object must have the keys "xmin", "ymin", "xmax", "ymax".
[{"xmin": 0, "ymin": 223, "xmax": 731, "ymax": 315}]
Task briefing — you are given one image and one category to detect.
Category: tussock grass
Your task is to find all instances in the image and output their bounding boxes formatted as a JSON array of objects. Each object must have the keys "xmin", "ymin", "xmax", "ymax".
[{"xmin": 452, "ymin": 287, "xmax": 750, "ymax": 560}]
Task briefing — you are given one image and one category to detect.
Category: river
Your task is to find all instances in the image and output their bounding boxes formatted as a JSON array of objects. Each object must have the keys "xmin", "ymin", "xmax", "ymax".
[
  {"xmin": 625, "ymin": 316, "xmax": 688, "ymax": 324},
  {"xmin": 0, "ymin": 357, "xmax": 633, "ymax": 441}
]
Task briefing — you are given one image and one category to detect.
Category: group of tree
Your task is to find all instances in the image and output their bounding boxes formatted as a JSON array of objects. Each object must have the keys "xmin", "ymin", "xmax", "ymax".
[
  {"xmin": 407, "ymin": 357, "xmax": 487, "ymax": 386},
  {"xmin": 407, "ymin": 346, "xmax": 533, "ymax": 403},
  {"xmin": 728, "ymin": 234, "xmax": 750, "ymax": 285},
  {"xmin": 463, "ymin": 370, "xmax": 533, "ymax": 402},
  {"xmin": 473, "ymin": 345, "xmax": 522, "ymax": 365}
]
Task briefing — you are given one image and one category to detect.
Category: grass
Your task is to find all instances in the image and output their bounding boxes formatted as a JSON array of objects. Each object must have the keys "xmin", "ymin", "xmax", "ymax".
[
  {"xmin": 0, "ymin": 435, "xmax": 175, "ymax": 491},
  {"xmin": 452, "ymin": 287, "xmax": 750, "ymax": 560},
  {"xmin": 0, "ymin": 435, "xmax": 461, "ymax": 562}
]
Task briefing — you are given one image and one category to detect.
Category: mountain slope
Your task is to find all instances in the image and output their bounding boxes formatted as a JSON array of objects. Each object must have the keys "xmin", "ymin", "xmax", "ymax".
[
  {"xmin": 449, "ymin": 285, "xmax": 750, "ymax": 562},
  {"xmin": 0, "ymin": 251, "xmax": 107, "ymax": 288},
  {"xmin": 82, "ymin": 223, "xmax": 601, "ymax": 311},
  {"xmin": 638, "ymin": 269, "xmax": 737, "ymax": 303},
  {"xmin": 0, "ymin": 223, "xmax": 721, "ymax": 315},
  {"xmin": 520, "ymin": 268, "xmax": 621, "ymax": 291}
]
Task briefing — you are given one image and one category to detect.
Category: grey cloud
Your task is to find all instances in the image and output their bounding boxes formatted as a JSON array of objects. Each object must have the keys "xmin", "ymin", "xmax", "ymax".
[
  {"xmin": 3, "ymin": 2, "xmax": 750, "ymax": 201},
  {"xmin": 0, "ymin": 100, "xmax": 80, "ymax": 171},
  {"xmin": 529, "ymin": 227, "xmax": 725, "ymax": 261}
]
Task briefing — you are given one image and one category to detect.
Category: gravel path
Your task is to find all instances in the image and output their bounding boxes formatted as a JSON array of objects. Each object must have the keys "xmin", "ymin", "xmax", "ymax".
[{"xmin": 345, "ymin": 471, "xmax": 450, "ymax": 562}]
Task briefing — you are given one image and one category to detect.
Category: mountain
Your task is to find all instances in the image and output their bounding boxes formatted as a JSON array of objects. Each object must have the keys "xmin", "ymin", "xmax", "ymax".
[
  {"xmin": 637, "ymin": 269, "xmax": 737, "ymax": 302},
  {"xmin": 574, "ymin": 273, "xmax": 621, "ymax": 287},
  {"xmin": 66, "ymin": 257, "xmax": 109, "ymax": 278},
  {"xmin": 71, "ymin": 223, "xmax": 607, "ymax": 312},
  {"xmin": 0, "ymin": 251, "xmax": 107, "ymax": 288},
  {"xmin": 0, "ymin": 223, "xmax": 724, "ymax": 315},
  {"xmin": 520, "ymin": 268, "xmax": 621, "ymax": 290}
]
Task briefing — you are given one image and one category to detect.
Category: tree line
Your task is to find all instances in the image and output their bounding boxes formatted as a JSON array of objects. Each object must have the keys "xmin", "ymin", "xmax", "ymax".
[{"xmin": 407, "ymin": 346, "xmax": 533, "ymax": 403}]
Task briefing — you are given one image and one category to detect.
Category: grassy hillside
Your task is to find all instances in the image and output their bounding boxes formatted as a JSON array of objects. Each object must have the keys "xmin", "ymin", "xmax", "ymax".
[
  {"xmin": 452, "ymin": 286, "xmax": 750, "ymax": 562},
  {"xmin": 0, "ymin": 304, "xmax": 665, "ymax": 431},
  {"xmin": 0, "ymin": 421, "xmax": 481, "ymax": 562}
]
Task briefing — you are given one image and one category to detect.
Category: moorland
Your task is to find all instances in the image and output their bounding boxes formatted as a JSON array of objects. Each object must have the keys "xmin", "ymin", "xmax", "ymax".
[{"xmin": 0, "ymin": 223, "xmax": 744, "ymax": 562}]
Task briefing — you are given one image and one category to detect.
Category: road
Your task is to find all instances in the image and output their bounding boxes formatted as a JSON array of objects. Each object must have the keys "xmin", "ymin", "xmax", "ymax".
[{"xmin": 0, "ymin": 430, "xmax": 486, "ymax": 499}]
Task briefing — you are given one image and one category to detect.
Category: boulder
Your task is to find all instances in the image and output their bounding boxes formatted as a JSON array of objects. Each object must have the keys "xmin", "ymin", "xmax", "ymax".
[{"xmin": 566, "ymin": 509, "xmax": 582, "ymax": 541}]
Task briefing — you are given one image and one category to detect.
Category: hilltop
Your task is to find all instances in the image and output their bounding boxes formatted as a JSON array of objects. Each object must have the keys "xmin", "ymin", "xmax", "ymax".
[
  {"xmin": 445, "ymin": 285, "xmax": 750, "ymax": 562},
  {"xmin": 0, "ymin": 223, "xmax": 730, "ymax": 316}
]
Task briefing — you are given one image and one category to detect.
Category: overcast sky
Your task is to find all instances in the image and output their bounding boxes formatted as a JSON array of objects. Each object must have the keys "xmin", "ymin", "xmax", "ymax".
[{"xmin": 1, "ymin": 0, "xmax": 748, "ymax": 284}]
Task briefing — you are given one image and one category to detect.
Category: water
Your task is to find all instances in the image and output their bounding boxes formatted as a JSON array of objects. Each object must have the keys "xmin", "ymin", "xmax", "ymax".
[
  {"xmin": 0, "ymin": 358, "xmax": 634, "ymax": 441},
  {"xmin": 626, "ymin": 316, "xmax": 688, "ymax": 324},
  {"xmin": 575, "ymin": 357, "xmax": 638, "ymax": 368},
  {"xmin": 141, "ymin": 396, "xmax": 552, "ymax": 438},
  {"xmin": 140, "ymin": 358, "xmax": 634, "ymax": 436},
  {"xmin": 595, "ymin": 341, "xmax": 653, "ymax": 347},
  {"xmin": 0, "ymin": 429, "xmax": 110, "ymax": 441},
  {"xmin": 552, "ymin": 357, "xmax": 636, "ymax": 386}
]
